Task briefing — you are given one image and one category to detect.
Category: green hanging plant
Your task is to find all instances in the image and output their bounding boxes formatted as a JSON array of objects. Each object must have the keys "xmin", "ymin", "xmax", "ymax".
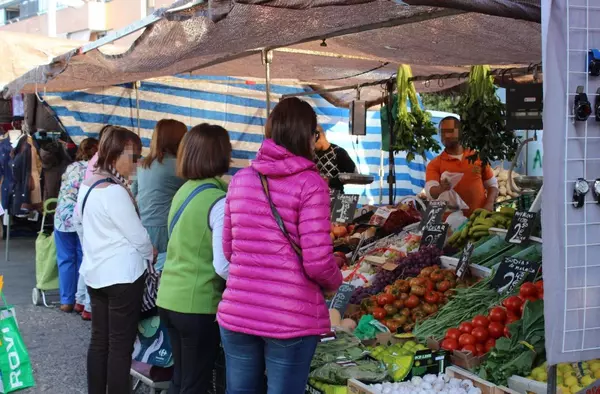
[
  {"xmin": 457, "ymin": 65, "xmax": 519, "ymax": 167},
  {"xmin": 391, "ymin": 65, "xmax": 441, "ymax": 163}
]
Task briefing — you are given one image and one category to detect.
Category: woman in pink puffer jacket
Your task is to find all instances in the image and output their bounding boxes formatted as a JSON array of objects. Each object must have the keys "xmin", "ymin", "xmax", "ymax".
[{"xmin": 217, "ymin": 97, "xmax": 343, "ymax": 394}]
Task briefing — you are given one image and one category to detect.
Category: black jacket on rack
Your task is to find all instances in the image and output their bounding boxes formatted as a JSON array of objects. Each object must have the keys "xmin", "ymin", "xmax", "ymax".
[{"xmin": 11, "ymin": 136, "xmax": 32, "ymax": 215}]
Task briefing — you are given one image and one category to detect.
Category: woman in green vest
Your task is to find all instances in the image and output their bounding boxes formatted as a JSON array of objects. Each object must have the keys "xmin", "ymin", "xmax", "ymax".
[{"xmin": 156, "ymin": 123, "xmax": 231, "ymax": 394}]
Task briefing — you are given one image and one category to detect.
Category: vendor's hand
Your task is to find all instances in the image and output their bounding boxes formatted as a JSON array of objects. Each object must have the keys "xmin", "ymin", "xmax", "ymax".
[
  {"xmin": 440, "ymin": 179, "xmax": 452, "ymax": 191},
  {"xmin": 483, "ymin": 202, "xmax": 494, "ymax": 212}
]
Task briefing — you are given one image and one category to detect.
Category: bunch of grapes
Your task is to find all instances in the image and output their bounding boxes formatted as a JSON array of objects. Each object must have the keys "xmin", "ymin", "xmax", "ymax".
[{"xmin": 349, "ymin": 246, "xmax": 442, "ymax": 305}]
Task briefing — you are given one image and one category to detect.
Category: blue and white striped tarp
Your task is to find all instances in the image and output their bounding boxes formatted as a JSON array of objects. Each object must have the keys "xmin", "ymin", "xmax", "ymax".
[{"xmin": 42, "ymin": 75, "xmax": 455, "ymax": 205}]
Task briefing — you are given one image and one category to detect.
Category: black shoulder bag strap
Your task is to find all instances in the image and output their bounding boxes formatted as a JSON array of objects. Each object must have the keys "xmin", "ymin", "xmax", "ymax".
[
  {"xmin": 258, "ymin": 172, "xmax": 302, "ymax": 258},
  {"xmin": 81, "ymin": 178, "xmax": 116, "ymax": 215}
]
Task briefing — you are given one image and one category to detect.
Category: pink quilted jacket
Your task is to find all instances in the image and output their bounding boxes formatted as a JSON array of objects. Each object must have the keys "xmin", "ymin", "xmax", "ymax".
[{"xmin": 217, "ymin": 139, "xmax": 343, "ymax": 339}]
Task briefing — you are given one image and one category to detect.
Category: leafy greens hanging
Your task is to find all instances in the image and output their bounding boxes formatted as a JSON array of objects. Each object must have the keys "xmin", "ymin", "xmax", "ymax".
[
  {"xmin": 391, "ymin": 65, "xmax": 441, "ymax": 163},
  {"xmin": 457, "ymin": 65, "xmax": 519, "ymax": 167}
]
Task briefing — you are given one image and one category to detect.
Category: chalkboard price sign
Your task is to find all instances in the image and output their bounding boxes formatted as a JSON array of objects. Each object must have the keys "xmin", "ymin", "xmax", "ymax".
[
  {"xmin": 330, "ymin": 189, "xmax": 340, "ymax": 211},
  {"xmin": 420, "ymin": 223, "xmax": 449, "ymax": 250},
  {"xmin": 491, "ymin": 257, "xmax": 541, "ymax": 294},
  {"xmin": 326, "ymin": 283, "xmax": 356, "ymax": 316},
  {"xmin": 332, "ymin": 194, "xmax": 359, "ymax": 224},
  {"xmin": 455, "ymin": 241, "xmax": 475, "ymax": 279},
  {"xmin": 505, "ymin": 211, "xmax": 537, "ymax": 244},
  {"xmin": 419, "ymin": 201, "xmax": 447, "ymax": 231}
]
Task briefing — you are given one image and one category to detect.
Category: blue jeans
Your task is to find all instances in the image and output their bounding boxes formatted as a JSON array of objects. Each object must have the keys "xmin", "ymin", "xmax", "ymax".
[
  {"xmin": 54, "ymin": 230, "xmax": 83, "ymax": 305},
  {"xmin": 220, "ymin": 327, "xmax": 318, "ymax": 394}
]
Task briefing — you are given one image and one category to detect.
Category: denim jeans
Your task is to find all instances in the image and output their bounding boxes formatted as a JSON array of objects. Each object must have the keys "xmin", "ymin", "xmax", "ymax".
[
  {"xmin": 220, "ymin": 327, "xmax": 318, "ymax": 394},
  {"xmin": 54, "ymin": 230, "xmax": 83, "ymax": 305}
]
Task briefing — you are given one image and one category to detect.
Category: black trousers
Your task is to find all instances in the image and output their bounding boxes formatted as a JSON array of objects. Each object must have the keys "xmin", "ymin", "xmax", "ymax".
[
  {"xmin": 158, "ymin": 308, "xmax": 220, "ymax": 394},
  {"xmin": 87, "ymin": 276, "xmax": 144, "ymax": 394}
]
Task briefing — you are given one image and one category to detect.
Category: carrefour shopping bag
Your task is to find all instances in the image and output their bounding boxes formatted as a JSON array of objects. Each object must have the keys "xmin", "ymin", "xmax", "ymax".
[
  {"xmin": 0, "ymin": 316, "xmax": 35, "ymax": 392},
  {"xmin": 132, "ymin": 315, "xmax": 173, "ymax": 368}
]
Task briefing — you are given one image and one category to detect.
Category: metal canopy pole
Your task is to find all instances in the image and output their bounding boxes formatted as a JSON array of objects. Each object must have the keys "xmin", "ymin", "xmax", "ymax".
[
  {"xmin": 385, "ymin": 80, "xmax": 396, "ymax": 206},
  {"xmin": 262, "ymin": 50, "xmax": 273, "ymax": 117}
]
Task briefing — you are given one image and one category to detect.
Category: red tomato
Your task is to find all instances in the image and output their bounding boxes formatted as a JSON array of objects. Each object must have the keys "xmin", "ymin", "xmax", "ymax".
[
  {"xmin": 446, "ymin": 328, "xmax": 462, "ymax": 341},
  {"xmin": 504, "ymin": 326, "xmax": 511, "ymax": 338},
  {"xmin": 538, "ymin": 289, "xmax": 544, "ymax": 300},
  {"xmin": 488, "ymin": 322, "xmax": 505, "ymax": 339},
  {"xmin": 458, "ymin": 322, "xmax": 474, "ymax": 334},
  {"xmin": 489, "ymin": 307, "xmax": 507, "ymax": 323},
  {"xmin": 534, "ymin": 280, "xmax": 544, "ymax": 293},
  {"xmin": 373, "ymin": 307, "xmax": 387, "ymax": 320},
  {"xmin": 441, "ymin": 338, "xmax": 459, "ymax": 351},
  {"xmin": 472, "ymin": 315, "xmax": 490, "ymax": 328},
  {"xmin": 519, "ymin": 282, "xmax": 538, "ymax": 298},
  {"xmin": 377, "ymin": 294, "xmax": 395, "ymax": 306},
  {"xmin": 505, "ymin": 312, "xmax": 519, "ymax": 325},
  {"xmin": 458, "ymin": 333, "xmax": 476, "ymax": 347},
  {"xmin": 461, "ymin": 344, "xmax": 477, "ymax": 355},
  {"xmin": 471, "ymin": 327, "xmax": 489, "ymax": 343},
  {"xmin": 475, "ymin": 343, "xmax": 486, "ymax": 355},
  {"xmin": 485, "ymin": 338, "xmax": 496, "ymax": 353},
  {"xmin": 502, "ymin": 296, "xmax": 523, "ymax": 314}
]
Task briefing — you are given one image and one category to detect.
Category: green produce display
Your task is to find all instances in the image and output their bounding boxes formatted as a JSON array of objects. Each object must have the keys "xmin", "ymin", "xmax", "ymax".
[
  {"xmin": 478, "ymin": 244, "xmax": 529, "ymax": 268},
  {"xmin": 447, "ymin": 207, "xmax": 515, "ymax": 249},
  {"xmin": 461, "ymin": 235, "xmax": 514, "ymax": 266},
  {"xmin": 311, "ymin": 331, "xmax": 367, "ymax": 369},
  {"xmin": 309, "ymin": 358, "xmax": 389, "ymax": 385},
  {"xmin": 412, "ymin": 276, "xmax": 503, "ymax": 342},
  {"xmin": 478, "ymin": 300, "xmax": 545, "ymax": 386},
  {"xmin": 370, "ymin": 340, "xmax": 426, "ymax": 382}
]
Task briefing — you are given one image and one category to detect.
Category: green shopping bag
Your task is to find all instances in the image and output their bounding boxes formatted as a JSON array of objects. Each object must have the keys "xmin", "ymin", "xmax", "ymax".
[
  {"xmin": 0, "ymin": 316, "xmax": 35, "ymax": 392},
  {"xmin": 34, "ymin": 199, "xmax": 59, "ymax": 291}
]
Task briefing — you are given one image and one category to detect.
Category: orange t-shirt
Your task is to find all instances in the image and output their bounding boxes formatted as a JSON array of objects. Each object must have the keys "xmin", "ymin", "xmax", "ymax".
[{"xmin": 426, "ymin": 150, "xmax": 494, "ymax": 217}]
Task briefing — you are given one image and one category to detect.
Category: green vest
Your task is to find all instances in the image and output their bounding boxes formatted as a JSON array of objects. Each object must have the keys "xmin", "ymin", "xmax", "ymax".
[{"xmin": 156, "ymin": 178, "xmax": 227, "ymax": 314}]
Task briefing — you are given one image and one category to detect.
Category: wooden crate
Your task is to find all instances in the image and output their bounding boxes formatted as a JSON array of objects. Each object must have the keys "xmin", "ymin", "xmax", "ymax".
[
  {"xmin": 347, "ymin": 379, "xmax": 377, "ymax": 394},
  {"xmin": 446, "ymin": 366, "xmax": 518, "ymax": 394}
]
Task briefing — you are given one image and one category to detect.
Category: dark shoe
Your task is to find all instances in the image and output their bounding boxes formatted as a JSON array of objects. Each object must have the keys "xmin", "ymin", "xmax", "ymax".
[
  {"xmin": 81, "ymin": 311, "xmax": 92, "ymax": 321},
  {"xmin": 60, "ymin": 304, "xmax": 74, "ymax": 313},
  {"xmin": 74, "ymin": 304, "xmax": 84, "ymax": 314}
]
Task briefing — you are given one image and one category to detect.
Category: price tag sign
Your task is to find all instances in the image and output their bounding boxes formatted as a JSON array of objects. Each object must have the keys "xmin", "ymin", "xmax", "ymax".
[
  {"xmin": 326, "ymin": 283, "xmax": 356, "ymax": 316},
  {"xmin": 329, "ymin": 189, "xmax": 340, "ymax": 211},
  {"xmin": 455, "ymin": 241, "xmax": 475, "ymax": 279},
  {"xmin": 419, "ymin": 223, "xmax": 449, "ymax": 250},
  {"xmin": 419, "ymin": 201, "xmax": 447, "ymax": 231},
  {"xmin": 331, "ymin": 194, "xmax": 359, "ymax": 224},
  {"xmin": 505, "ymin": 211, "xmax": 537, "ymax": 244},
  {"xmin": 491, "ymin": 257, "xmax": 541, "ymax": 294},
  {"xmin": 368, "ymin": 206, "xmax": 394, "ymax": 227}
]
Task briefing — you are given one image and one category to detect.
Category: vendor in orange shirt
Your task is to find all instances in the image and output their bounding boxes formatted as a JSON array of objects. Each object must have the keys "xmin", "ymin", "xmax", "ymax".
[{"xmin": 425, "ymin": 117, "xmax": 498, "ymax": 216}]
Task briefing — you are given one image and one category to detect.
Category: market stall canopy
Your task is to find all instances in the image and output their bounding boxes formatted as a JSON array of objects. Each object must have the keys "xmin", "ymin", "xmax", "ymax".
[{"xmin": 2, "ymin": 0, "xmax": 541, "ymax": 98}]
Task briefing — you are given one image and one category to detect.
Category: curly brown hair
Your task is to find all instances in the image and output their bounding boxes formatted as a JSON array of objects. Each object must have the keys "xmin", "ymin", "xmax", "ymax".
[{"xmin": 76, "ymin": 138, "xmax": 99, "ymax": 161}]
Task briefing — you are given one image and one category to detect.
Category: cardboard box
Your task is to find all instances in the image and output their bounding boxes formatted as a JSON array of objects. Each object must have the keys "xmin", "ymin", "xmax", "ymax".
[
  {"xmin": 446, "ymin": 366, "xmax": 517, "ymax": 394},
  {"xmin": 427, "ymin": 338, "xmax": 486, "ymax": 370}
]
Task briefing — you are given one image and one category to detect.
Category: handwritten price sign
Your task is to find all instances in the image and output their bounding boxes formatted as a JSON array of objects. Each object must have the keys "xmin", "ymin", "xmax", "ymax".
[
  {"xmin": 420, "ymin": 223, "xmax": 449, "ymax": 250},
  {"xmin": 456, "ymin": 241, "xmax": 475, "ymax": 279},
  {"xmin": 331, "ymin": 194, "xmax": 359, "ymax": 224},
  {"xmin": 505, "ymin": 211, "xmax": 537, "ymax": 244},
  {"xmin": 492, "ymin": 257, "xmax": 541, "ymax": 294},
  {"xmin": 419, "ymin": 201, "xmax": 447, "ymax": 231},
  {"xmin": 326, "ymin": 283, "xmax": 356, "ymax": 316}
]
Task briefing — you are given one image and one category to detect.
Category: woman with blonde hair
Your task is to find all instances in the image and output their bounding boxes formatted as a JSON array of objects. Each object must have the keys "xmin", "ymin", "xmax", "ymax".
[{"xmin": 132, "ymin": 119, "xmax": 187, "ymax": 259}]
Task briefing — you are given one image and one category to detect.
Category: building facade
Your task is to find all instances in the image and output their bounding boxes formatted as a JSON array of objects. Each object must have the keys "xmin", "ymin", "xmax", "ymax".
[{"xmin": 0, "ymin": 0, "xmax": 173, "ymax": 41}]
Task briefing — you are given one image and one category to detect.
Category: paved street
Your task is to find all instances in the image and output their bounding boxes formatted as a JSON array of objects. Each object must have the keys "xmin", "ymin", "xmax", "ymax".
[{"xmin": 1, "ymin": 237, "xmax": 90, "ymax": 393}]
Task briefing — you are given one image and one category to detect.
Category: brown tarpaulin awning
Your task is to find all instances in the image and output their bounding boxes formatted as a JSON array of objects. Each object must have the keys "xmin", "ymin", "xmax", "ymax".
[{"xmin": 2, "ymin": 0, "xmax": 541, "ymax": 98}]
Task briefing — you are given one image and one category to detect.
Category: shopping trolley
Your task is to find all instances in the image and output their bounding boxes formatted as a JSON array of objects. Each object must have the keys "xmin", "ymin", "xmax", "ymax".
[{"xmin": 32, "ymin": 198, "xmax": 59, "ymax": 307}]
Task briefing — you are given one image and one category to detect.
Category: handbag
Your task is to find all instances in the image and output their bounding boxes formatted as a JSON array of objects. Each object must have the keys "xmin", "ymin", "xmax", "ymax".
[
  {"xmin": 140, "ymin": 182, "xmax": 218, "ymax": 313},
  {"xmin": 257, "ymin": 172, "xmax": 302, "ymax": 258}
]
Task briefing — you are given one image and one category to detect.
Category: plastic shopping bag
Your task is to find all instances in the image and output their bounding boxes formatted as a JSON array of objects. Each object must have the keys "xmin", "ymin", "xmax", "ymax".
[
  {"xmin": 132, "ymin": 315, "xmax": 173, "ymax": 368},
  {"xmin": 437, "ymin": 171, "xmax": 469, "ymax": 211},
  {"xmin": 0, "ymin": 316, "xmax": 35, "ymax": 393}
]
